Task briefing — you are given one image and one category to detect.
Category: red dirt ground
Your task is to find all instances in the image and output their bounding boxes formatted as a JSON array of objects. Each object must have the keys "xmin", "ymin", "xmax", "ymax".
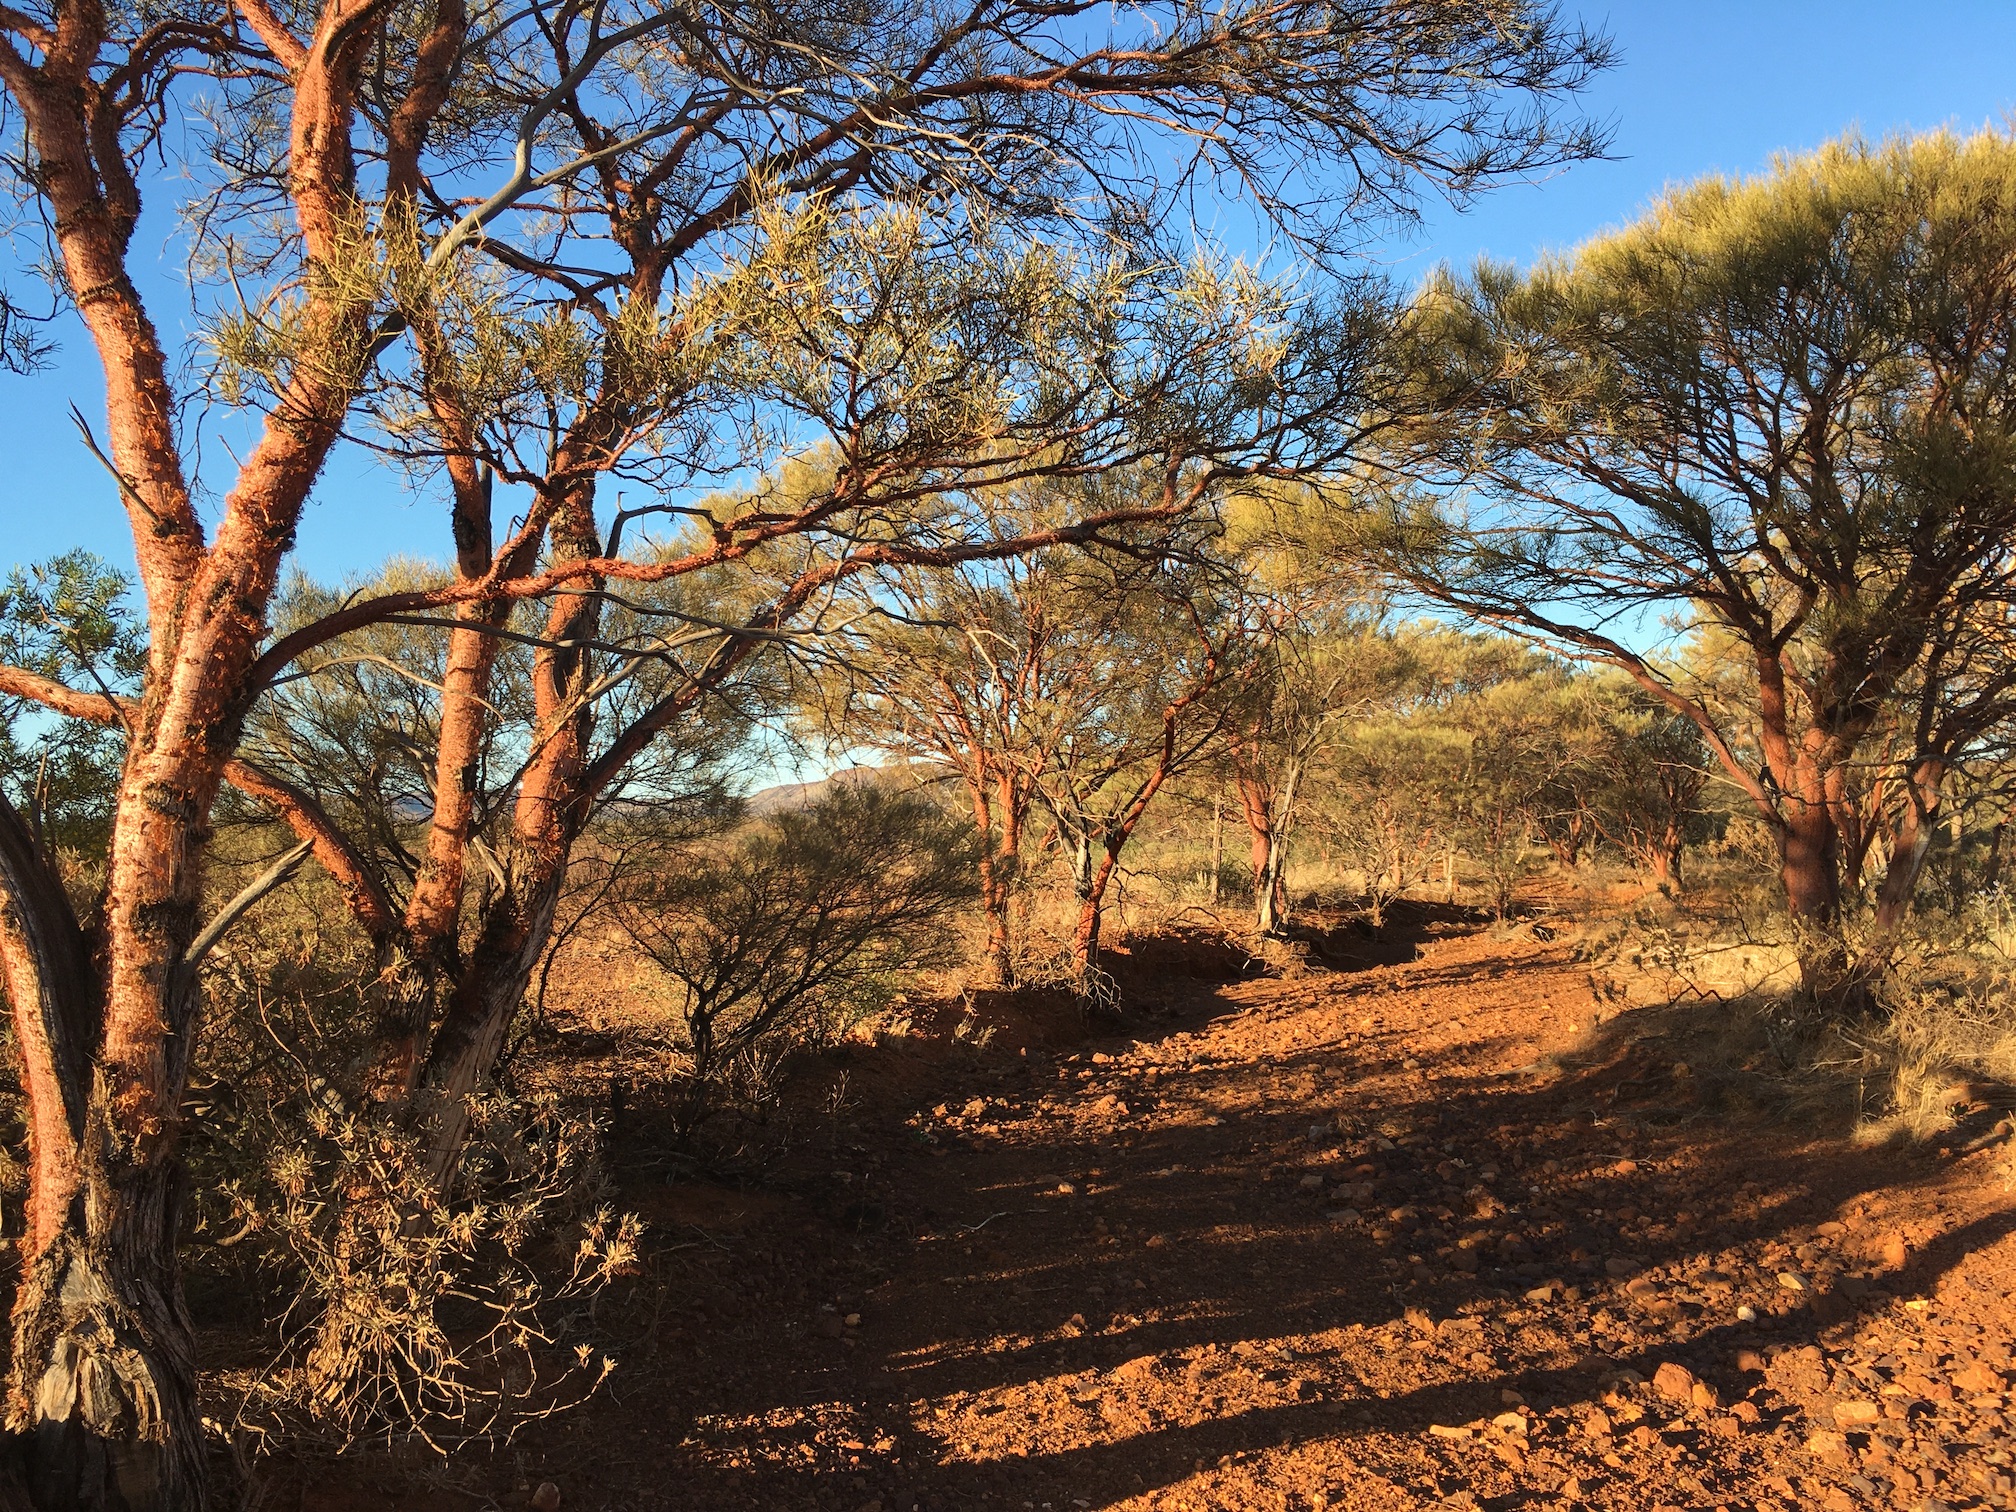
[{"xmin": 286, "ymin": 911, "xmax": 2016, "ymax": 1512}]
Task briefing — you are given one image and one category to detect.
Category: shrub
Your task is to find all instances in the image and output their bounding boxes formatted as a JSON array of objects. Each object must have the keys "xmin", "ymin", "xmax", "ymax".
[{"xmin": 613, "ymin": 782, "xmax": 977, "ymax": 1132}]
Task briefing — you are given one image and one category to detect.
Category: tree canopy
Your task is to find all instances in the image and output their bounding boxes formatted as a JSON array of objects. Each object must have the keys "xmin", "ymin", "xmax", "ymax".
[{"xmin": 1366, "ymin": 128, "xmax": 2016, "ymax": 995}]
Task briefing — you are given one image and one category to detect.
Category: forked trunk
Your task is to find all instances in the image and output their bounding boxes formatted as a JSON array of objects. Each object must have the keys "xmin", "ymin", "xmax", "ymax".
[
  {"xmin": 1983, "ymin": 818, "xmax": 2008, "ymax": 893},
  {"xmin": 1235, "ymin": 769, "xmax": 1279, "ymax": 932},
  {"xmin": 1847, "ymin": 762, "xmax": 1950, "ymax": 999},
  {"xmin": 1657, "ymin": 816, "xmax": 1684, "ymax": 890},
  {"xmin": 1071, "ymin": 895, "xmax": 1103, "ymax": 972},
  {"xmin": 1872, "ymin": 766, "xmax": 1944, "ymax": 937},
  {"xmin": 1068, "ymin": 835, "xmax": 1122, "ymax": 978}
]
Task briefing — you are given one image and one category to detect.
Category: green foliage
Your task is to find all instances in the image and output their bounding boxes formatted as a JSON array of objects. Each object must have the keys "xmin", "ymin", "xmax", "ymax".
[
  {"xmin": 1359, "ymin": 126, "xmax": 2016, "ymax": 966},
  {"xmin": 1313, "ymin": 627, "xmax": 1714, "ymax": 917},
  {"xmin": 0, "ymin": 552, "xmax": 143, "ymax": 857}
]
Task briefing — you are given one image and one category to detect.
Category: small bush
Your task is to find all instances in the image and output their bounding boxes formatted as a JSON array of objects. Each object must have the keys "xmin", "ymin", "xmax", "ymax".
[
  {"xmin": 219, "ymin": 1090, "xmax": 635, "ymax": 1456},
  {"xmin": 613, "ymin": 782, "xmax": 977, "ymax": 1132}
]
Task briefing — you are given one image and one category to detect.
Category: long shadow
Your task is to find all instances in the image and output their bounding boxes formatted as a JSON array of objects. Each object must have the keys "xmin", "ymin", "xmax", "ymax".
[{"xmin": 510, "ymin": 928, "xmax": 2016, "ymax": 1512}]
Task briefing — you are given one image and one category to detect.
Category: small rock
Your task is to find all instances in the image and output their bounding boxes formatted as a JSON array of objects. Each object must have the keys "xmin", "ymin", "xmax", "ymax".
[
  {"xmin": 1832, "ymin": 1399, "xmax": 1881, "ymax": 1426},
  {"xmin": 1428, "ymin": 1424, "xmax": 1472, "ymax": 1439},
  {"xmin": 1691, "ymin": 1381, "xmax": 1722, "ymax": 1411},
  {"xmin": 1954, "ymin": 1362, "xmax": 2005, "ymax": 1393},
  {"xmin": 1880, "ymin": 1234, "xmax": 1909, "ymax": 1269},
  {"xmin": 1524, "ymin": 1283, "xmax": 1557, "ymax": 1302},
  {"xmin": 816, "ymin": 1314, "xmax": 846, "ymax": 1339},
  {"xmin": 1736, "ymin": 1305, "xmax": 1758, "ymax": 1322},
  {"xmin": 1652, "ymin": 1362, "xmax": 1698, "ymax": 1402},
  {"xmin": 1492, "ymin": 1411, "xmax": 1528, "ymax": 1434},
  {"xmin": 845, "ymin": 1312, "xmax": 862, "ymax": 1327},
  {"xmin": 1805, "ymin": 1428, "xmax": 1848, "ymax": 1458},
  {"xmin": 531, "ymin": 1486, "xmax": 562, "ymax": 1512},
  {"xmin": 1449, "ymin": 1247, "xmax": 1480, "ymax": 1274},
  {"xmin": 1604, "ymin": 1257, "xmax": 1639, "ymax": 1278},
  {"xmin": 1298, "ymin": 1174, "xmax": 1326, "ymax": 1191},
  {"xmin": 1776, "ymin": 1271, "xmax": 1807, "ymax": 1292},
  {"xmin": 1734, "ymin": 1348, "xmax": 1766, "ymax": 1373},
  {"xmin": 1582, "ymin": 1409, "xmax": 1613, "ymax": 1440}
]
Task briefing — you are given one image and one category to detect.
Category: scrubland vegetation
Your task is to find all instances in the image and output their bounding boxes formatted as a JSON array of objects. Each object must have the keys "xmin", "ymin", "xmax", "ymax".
[{"xmin": 1, "ymin": 1, "xmax": 2015, "ymax": 1508}]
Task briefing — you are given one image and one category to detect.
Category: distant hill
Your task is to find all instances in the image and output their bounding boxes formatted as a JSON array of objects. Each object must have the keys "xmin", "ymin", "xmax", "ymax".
[{"xmin": 743, "ymin": 762, "xmax": 948, "ymax": 815}]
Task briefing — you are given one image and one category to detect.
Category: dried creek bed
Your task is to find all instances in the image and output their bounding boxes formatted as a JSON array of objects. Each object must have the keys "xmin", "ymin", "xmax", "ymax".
[{"xmin": 297, "ymin": 918, "xmax": 2016, "ymax": 1512}]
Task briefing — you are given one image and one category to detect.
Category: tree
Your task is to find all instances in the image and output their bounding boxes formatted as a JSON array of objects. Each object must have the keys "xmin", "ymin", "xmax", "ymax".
[
  {"xmin": 1374, "ymin": 129, "xmax": 2016, "ymax": 1002},
  {"xmin": 821, "ymin": 522, "xmax": 1114, "ymax": 987},
  {"xmin": 1225, "ymin": 620, "xmax": 1387, "ymax": 933},
  {"xmin": 0, "ymin": 0, "xmax": 1605, "ymax": 1498},
  {"xmin": 1206, "ymin": 490, "xmax": 1389, "ymax": 932},
  {"xmin": 1576, "ymin": 677, "xmax": 1714, "ymax": 889},
  {"xmin": 1027, "ymin": 542, "xmax": 1265, "ymax": 974},
  {"xmin": 832, "ymin": 507, "xmax": 1259, "ymax": 982}
]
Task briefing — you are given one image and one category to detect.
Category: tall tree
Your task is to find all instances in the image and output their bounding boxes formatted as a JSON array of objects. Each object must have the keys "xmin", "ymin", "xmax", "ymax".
[{"xmin": 1372, "ymin": 129, "xmax": 2016, "ymax": 1002}]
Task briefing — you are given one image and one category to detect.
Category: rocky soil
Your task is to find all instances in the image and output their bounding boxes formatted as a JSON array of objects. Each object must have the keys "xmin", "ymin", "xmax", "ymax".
[{"xmin": 292, "ymin": 911, "xmax": 2016, "ymax": 1512}]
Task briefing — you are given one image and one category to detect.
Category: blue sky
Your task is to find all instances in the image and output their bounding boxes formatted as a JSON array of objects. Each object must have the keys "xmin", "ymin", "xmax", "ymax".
[{"xmin": 8, "ymin": 0, "xmax": 2016, "ymax": 586}]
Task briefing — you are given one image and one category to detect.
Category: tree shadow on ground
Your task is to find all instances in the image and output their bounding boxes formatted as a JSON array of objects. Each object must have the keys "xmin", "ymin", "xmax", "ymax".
[{"xmin": 351, "ymin": 925, "xmax": 2016, "ymax": 1512}]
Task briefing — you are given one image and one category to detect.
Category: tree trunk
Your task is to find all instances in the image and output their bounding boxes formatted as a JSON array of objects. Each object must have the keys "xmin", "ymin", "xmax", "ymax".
[
  {"xmin": 967, "ymin": 776, "xmax": 1024, "ymax": 988},
  {"xmin": 1071, "ymin": 842, "xmax": 1122, "ymax": 976},
  {"xmin": 1235, "ymin": 771, "xmax": 1275, "ymax": 930},
  {"xmin": 10, "ymin": 1139, "xmax": 202, "ymax": 1512},
  {"xmin": 1208, "ymin": 794, "xmax": 1223, "ymax": 906},
  {"xmin": 1946, "ymin": 803, "xmax": 1966, "ymax": 903},
  {"xmin": 1254, "ymin": 832, "xmax": 1287, "ymax": 935},
  {"xmin": 1872, "ymin": 768, "xmax": 1943, "ymax": 936},
  {"xmin": 4, "ymin": 737, "xmax": 241, "ymax": 1512},
  {"xmin": 1984, "ymin": 817, "xmax": 2008, "ymax": 894},
  {"xmin": 964, "ymin": 780, "xmax": 1010, "ymax": 986},
  {"xmin": 1779, "ymin": 797, "xmax": 1851, "ymax": 1004},
  {"xmin": 412, "ymin": 469, "xmax": 603, "ymax": 1189},
  {"xmin": 0, "ymin": 801, "xmax": 202, "ymax": 1512}
]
